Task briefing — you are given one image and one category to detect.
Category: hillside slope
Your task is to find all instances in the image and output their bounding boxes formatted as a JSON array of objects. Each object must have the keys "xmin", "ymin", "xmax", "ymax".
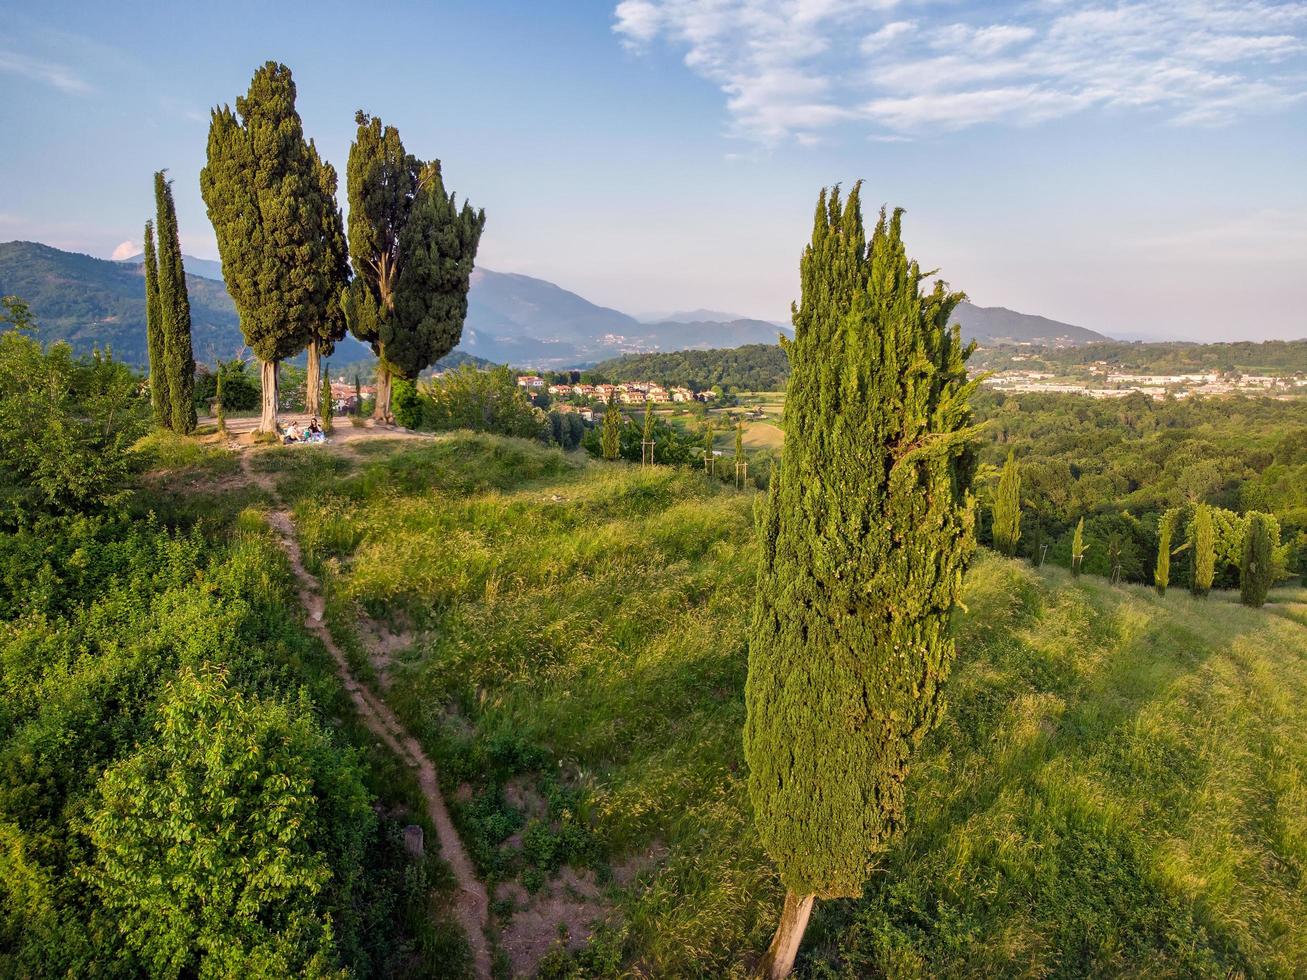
[{"xmin": 258, "ymin": 434, "xmax": 1307, "ymax": 977}]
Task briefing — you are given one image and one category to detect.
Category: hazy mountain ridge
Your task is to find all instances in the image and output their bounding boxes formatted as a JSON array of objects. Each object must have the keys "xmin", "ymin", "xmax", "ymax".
[{"xmin": 3, "ymin": 240, "xmax": 1105, "ymax": 369}]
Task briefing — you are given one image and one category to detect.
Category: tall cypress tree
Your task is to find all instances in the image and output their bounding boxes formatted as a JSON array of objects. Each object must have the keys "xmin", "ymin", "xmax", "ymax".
[
  {"xmin": 600, "ymin": 393, "xmax": 621, "ymax": 460},
  {"xmin": 1071, "ymin": 517, "xmax": 1086, "ymax": 578},
  {"xmin": 1191, "ymin": 504, "xmax": 1215, "ymax": 597},
  {"xmin": 1240, "ymin": 512, "xmax": 1276, "ymax": 607},
  {"xmin": 305, "ymin": 143, "xmax": 350, "ymax": 417},
  {"xmin": 992, "ymin": 450, "xmax": 1022, "ymax": 557},
  {"xmin": 201, "ymin": 62, "xmax": 340, "ymax": 434},
  {"xmin": 154, "ymin": 172, "xmax": 196, "ymax": 433},
  {"xmin": 745, "ymin": 185, "xmax": 980, "ymax": 977},
  {"xmin": 1155, "ymin": 508, "xmax": 1178, "ymax": 596},
  {"xmin": 345, "ymin": 115, "xmax": 484, "ymax": 421},
  {"xmin": 142, "ymin": 220, "xmax": 168, "ymax": 428}
]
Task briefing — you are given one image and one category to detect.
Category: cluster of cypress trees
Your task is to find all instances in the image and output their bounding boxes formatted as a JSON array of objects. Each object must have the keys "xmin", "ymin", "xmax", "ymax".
[
  {"xmin": 745, "ymin": 185, "xmax": 980, "ymax": 977},
  {"xmin": 198, "ymin": 63, "xmax": 483, "ymax": 434},
  {"xmin": 142, "ymin": 172, "xmax": 196, "ymax": 433}
]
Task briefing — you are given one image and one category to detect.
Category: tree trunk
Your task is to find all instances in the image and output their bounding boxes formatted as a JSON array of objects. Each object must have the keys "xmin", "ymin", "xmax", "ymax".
[
  {"xmin": 757, "ymin": 891, "xmax": 814, "ymax": 980},
  {"xmin": 260, "ymin": 358, "xmax": 279, "ymax": 435},
  {"xmin": 373, "ymin": 362, "xmax": 393, "ymax": 423},
  {"xmin": 306, "ymin": 338, "xmax": 321, "ymax": 417}
]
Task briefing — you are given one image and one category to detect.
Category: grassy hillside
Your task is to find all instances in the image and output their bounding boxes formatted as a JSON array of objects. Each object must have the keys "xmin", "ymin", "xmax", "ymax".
[{"xmin": 254, "ymin": 434, "xmax": 1307, "ymax": 976}]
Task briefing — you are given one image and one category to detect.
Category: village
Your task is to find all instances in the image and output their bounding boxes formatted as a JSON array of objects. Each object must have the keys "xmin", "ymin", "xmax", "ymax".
[{"xmin": 984, "ymin": 367, "xmax": 1307, "ymax": 399}]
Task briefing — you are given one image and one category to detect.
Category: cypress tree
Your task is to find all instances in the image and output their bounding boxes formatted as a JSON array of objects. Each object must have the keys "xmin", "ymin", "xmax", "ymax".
[
  {"xmin": 321, "ymin": 363, "xmax": 333, "ymax": 434},
  {"xmin": 1239, "ymin": 512, "xmax": 1276, "ymax": 607},
  {"xmin": 305, "ymin": 144, "xmax": 350, "ymax": 417},
  {"xmin": 703, "ymin": 422, "xmax": 714, "ymax": 473},
  {"xmin": 744, "ymin": 185, "xmax": 980, "ymax": 977},
  {"xmin": 992, "ymin": 450, "xmax": 1022, "ymax": 557},
  {"xmin": 154, "ymin": 171, "xmax": 196, "ymax": 433},
  {"xmin": 215, "ymin": 367, "xmax": 226, "ymax": 434},
  {"xmin": 142, "ymin": 220, "xmax": 168, "ymax": 428},
  {"xmin": 600, "ymin": 393, "xmax": 621, "ymax": 460},
  {"xmin": 1191, "ymin": 503, "xmax": 1215, "ymax": 597},
  {"xmin": 354, "ymin": 374, "xmax": 361, "ymax": 415},
  {"xmin": 201, "ymin": 62, "xmax": 339, "ymax": 434},
  {"xmin": 1155, "ymin": 508, "xmax": 1178, "ymax": 596},
  {"xmin": 1071, "ymin": 517, "xmax": 1086, "ymax": 578},
  {"xmin": 344, "ymin": 114, "xmax": 484, "ymax": 422},
  {"xmin": 641, "ymin": 401, "xmax": 655, "ymax": 466}
]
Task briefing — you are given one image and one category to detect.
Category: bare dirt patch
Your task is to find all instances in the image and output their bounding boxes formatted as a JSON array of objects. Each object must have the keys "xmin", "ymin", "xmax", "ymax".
[{"xmin": 498, "ymin": 866, "xmax": 608, "ymax": 978}]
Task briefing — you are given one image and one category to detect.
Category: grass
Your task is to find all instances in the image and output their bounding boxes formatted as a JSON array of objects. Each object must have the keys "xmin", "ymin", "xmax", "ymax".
[{"xmin": 282, "ymin": 433, "xmax": 1307, "ymax": 977}]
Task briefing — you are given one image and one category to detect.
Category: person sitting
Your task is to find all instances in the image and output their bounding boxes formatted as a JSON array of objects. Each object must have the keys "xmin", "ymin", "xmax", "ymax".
[
  {"xmin": 283, "ymin": 421, "xmax": 301, "ymax": 444},
  {"xmin": 306, "ymin": 418, "xmax": 325, "ymax": 443}
]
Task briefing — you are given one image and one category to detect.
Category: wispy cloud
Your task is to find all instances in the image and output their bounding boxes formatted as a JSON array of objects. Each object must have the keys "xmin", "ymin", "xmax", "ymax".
[
  {"xmin": 110, "ymin": 240, "xmax": 138, "ymax": 261},
  {"xmin": 614, "ymin": 1, "xmax": 1307, "ymax": 141},
  {"xmin": 0, "ymin": 49, "xmax": 92, "ymax": 94}
]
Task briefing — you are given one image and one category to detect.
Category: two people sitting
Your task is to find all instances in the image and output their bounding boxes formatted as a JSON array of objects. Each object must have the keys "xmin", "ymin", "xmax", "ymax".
[{"xmin": 280, "ymin": 418, "xmax": 327, "ymax": 445}]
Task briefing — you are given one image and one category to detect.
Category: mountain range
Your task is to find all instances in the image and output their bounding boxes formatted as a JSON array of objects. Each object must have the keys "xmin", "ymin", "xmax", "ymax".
[{"xmin": 0, "ymin": 240, "xmax": 1107, "ymax": 368}]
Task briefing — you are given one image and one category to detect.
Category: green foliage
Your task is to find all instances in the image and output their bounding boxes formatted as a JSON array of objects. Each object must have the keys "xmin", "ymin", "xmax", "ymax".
[
  {"xmin": 388, "ymin": 162, "xmax": 485, "ymax": 379},
  {"xmin": 1239, "ymin": 512, "xmax": 1277, "ymax": 607},
  {"xmin": 321, "ymin": 365, "xmax": 333, "ymax": 433},
  {"xmin": 592, "ymin": 343, "xmax": 790, "ymax": 392},
  {"xmin": 545, "ymin": 410, "xmax": 586, "ymax": 450},
  {"xmin": 289, "ymin": 433, "xmax": 1307, "ymax": 976},
  {"xmin": 1071, "ymin": 517, "xmax": 1086, "ymax": 577},
  {"xmin": 87, "ymin": 664, "xmax": 371, "ymax": 978},
  {"xmin": 992, "ymin": 450, "xmax": 1022, "ymax": 557},
  {"xmin": 745, "ymin": 186, "xmax": 980, "ymax": 900},
  {"xmin": 201, "ymin": 63, "xmax": 340, "ymax": 366},
  {"xmin": 401, "ymin": 364, "xmax": 542, "ymax": 438},
  {"xmin": 391, "ymin": 376, "xmax": 425, "ymax": 430},
  {"xmin": 344, "ymin": 112, "xmax": 485, "ymax": 418},
  {"xmin": 1190, "ymin": 503, "xmax": 1215, "ymax": 597},
  {"xmin": 142, "ymin": 220, "xmax": 168, "ymax": 426},
  {"xmin": 973, "ymin": 338, "xmax": 1307, "ymax": 376},
  {"xmin": 583, "ymin": 410, "xmax": 697, "ymax": 465},
  {"xmin": 1155, "ymin": 508, "xmax": 1178, "ymax": 595},
  {"xmin": 154, "ymin": 171, "xmax": 196, "ymax": 433},
  {"xmin": 0, "ymin": 301, "xmax": 148, "ymax": 524},
  {"xmin": 193, "ymin": 360, "xmax": 261, "ymax": 413},
  {"xmin": 600, "ymin": 394, "xmax": 622, "ymax": 460}
]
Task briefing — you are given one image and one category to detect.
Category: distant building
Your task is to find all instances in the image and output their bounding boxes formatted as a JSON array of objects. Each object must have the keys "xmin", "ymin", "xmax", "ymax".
[{"xmin": 517, "ymin": 375, "xmax": 545, "ymax": 389}]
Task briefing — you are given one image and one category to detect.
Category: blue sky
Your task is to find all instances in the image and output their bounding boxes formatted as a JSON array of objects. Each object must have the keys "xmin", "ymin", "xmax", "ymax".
[{"xmin": 1, "ymin": 0, "xmax": 1305, "ymax": 340}]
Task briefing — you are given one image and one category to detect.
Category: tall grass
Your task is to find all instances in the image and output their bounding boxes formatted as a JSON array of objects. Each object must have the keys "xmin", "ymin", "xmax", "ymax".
[{"xmin": 289, "ymin": 433, "xmax": 1307, "ymax": 977}]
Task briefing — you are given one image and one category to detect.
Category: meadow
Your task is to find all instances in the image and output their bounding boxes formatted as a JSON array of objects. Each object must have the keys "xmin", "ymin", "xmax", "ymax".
[{"xmin": 255, "ymin": 433, "xmax": 1307, "ymax": 977}]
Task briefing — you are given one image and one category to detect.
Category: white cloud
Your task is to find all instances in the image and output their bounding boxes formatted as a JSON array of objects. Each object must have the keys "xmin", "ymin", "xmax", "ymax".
[
  {"xmin": 110, "ymin": 240, "xmax": 138, "ymax": 261},
  {"xmin": 0, "ymin": 49, "xmax": 92, "ymax": 94},
  {"xmin": 613, "ymin": 0, "xmax": 1307, "ymax": 140}
]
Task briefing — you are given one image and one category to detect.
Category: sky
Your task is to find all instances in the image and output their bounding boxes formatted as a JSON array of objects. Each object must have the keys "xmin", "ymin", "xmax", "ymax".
[{"xmin": 1, "ymin": 0, "xmax": 1305, "ymax": 341}]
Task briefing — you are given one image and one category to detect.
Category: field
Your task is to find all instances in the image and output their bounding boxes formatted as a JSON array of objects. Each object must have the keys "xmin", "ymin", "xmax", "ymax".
[{"xmin": 219, "ymin": 432, "xmax": 1307, "ymax": 977}]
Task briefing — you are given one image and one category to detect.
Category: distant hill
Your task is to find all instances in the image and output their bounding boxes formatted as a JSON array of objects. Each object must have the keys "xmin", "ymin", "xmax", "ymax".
[
  {"xmin": 464, "ymin": 269, "xmax": 786, "ymax": 367},
  {"xmin": 117, "ymin": 251, "xmax": 225, "ymax": 282},
  {"xmin": 0, "ymin": 241, "xmax": 372, "ymax": 366},
  {"xmin": 2, "ymin": 240, "xmax": 1105, "ymax": 370},
  {"xmin": 953, "ymin": 301, "xmax": 1106, "ymax": 346}
]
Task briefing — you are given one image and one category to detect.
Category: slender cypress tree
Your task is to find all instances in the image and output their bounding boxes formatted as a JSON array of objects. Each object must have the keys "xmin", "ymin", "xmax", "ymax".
[
  {"xmin": 154, "ymin": 172, "xmax": 196, "ymax": 433},
  {"xmin": 745, "ymin": 185, "xmax": 980, "ymax": 978},
  {"xmin": 600, "ymin": 393, "xmax": 621, "ymax": 460},
  {"xmin": 344, "ymin": 114, "xmax": 485, "ymax": 422},
  {"xmin": 992, "ymin": 450, "xmax": 1022, "ymax": 557},
  {"xmin": 702, "ymin": 422, "xmax": 714, "ymax": 473},
  {"xmin": 1240, "ymin": 512, "xmax": 1276, "ymax": 607},
  {"xmin": 641, "ymin": 401, "xmax": 655, "ymax": 466},
  {"xmin": 1155, "ymin": 508, "xmax": 1178, "ymax": 596},
  {"xmin": 142, "ymin": 220, "xmax": 168, "ymax": 428},
  {"xmin": 354, "ymin": 374, "xmax": 362, "ymax": 416},
  {"xmin": 201, "ymin": 62, "xmax": 339, "ymax": 434},
  {"xmin": 1191, "ymin": 504, "xmax": 1215, "ymax": 597},
  {"xmin": 321, "ymin": 363, "xmax": 333, "ymax": 434},
  {"xmin": 305, "ymin": 144, "xmax": 350, "ymax": 417},
  {"xmin": 1071, "ymin": 517, "xmax": 1086, "ymax": 578},
  {"xmin": 215, "ymin": 367, "xmax": 226, "ymax": 434}
]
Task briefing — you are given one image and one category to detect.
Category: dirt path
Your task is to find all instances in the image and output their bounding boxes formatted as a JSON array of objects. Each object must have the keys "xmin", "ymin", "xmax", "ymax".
[{"xmin": 248, "ymin": 461, "xmax": 491, "ymax": 977}]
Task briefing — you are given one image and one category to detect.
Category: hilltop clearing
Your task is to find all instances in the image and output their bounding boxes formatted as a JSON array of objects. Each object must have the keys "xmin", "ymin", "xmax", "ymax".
[{"xmin": 217, "ymin": 432, "xmax": 1307, "ymax": 977}]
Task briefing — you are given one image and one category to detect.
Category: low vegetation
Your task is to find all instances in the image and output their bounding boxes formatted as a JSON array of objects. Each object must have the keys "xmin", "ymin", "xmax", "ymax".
[{"xmin": 276, "ymin": 433, "xmax": 1307, "ymax": 976}]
